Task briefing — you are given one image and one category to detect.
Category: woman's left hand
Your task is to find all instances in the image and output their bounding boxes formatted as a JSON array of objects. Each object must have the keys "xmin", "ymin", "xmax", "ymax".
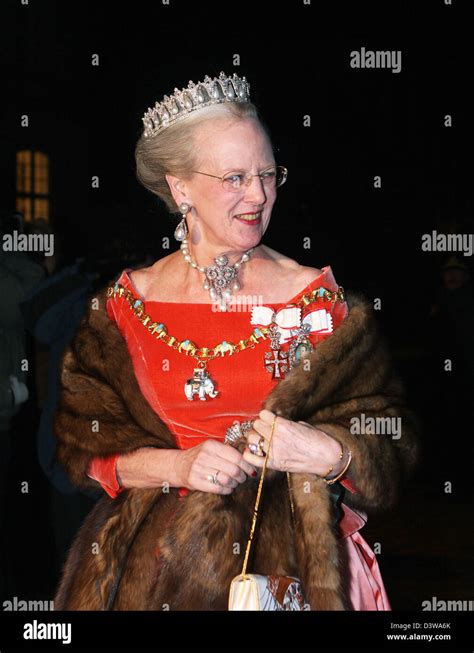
[{"xmin": 243, "ymin": 409, "xmax": 345, "ymax": 477}]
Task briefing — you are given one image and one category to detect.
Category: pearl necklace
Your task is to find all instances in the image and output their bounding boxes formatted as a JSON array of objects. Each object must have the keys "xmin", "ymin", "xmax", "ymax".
[{"xmin": 180, "ymin": 237, "xmax": 255, "ymax": 311}]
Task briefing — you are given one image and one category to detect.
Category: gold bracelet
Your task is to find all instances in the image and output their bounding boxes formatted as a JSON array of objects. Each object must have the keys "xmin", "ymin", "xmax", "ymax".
[
  {"xmin": 323, "ymin": 443, "xmax": 344, "ymax": 478},
  {"xmin": 324, "ymin": 448, "xmax": 352, "ymax": 485}
]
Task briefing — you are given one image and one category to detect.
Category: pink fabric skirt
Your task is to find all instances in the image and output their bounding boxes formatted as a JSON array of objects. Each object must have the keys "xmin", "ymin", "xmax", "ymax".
[{"xmin": 338, "ymin": 503, "xmax": 392, "ymax": 610}]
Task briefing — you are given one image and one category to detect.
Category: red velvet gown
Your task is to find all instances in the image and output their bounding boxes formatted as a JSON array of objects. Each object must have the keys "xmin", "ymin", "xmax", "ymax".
[{"xmin": 87, "ymin": 265, "xmax": 391, "ymax": 610}]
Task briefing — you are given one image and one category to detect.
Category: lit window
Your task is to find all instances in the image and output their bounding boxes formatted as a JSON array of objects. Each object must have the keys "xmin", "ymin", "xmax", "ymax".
[{"xmin": 16, "ymin": 150, "xmax": 50, "ymax": 222}]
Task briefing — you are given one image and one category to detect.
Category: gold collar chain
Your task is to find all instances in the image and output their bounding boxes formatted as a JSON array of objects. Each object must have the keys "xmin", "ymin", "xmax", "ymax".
[{"xmin": 106, "ymin": 282, "xmax": 345, "ymax": 368}]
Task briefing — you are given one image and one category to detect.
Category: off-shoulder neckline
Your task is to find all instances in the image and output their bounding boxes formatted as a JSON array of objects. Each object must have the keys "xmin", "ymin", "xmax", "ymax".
[{"xmin": 121, "ymin": 265, "xmax": 335, "ymax": 307}]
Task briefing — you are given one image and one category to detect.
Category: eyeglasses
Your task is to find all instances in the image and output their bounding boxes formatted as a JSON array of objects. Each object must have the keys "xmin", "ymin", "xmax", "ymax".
[{"xmin": 190, "ymin": 165, "xmax": 288, "ymax": 192}]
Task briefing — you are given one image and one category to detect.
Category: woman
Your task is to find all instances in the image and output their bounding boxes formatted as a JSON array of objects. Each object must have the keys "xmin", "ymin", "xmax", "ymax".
[{"xmin": 53, "ymin": 72, "xmax": 420, "ymax": 611}]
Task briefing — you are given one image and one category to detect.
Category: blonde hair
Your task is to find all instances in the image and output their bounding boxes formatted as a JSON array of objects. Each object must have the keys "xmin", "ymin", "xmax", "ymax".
[{"xmin": 134, "ymin": 102, "xmax": 271, "ymax": 213}]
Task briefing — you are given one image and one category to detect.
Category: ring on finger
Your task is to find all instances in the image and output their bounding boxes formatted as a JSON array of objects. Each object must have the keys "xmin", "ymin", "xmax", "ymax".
[
  {"xmin": 248, "ymin": 436, "xmax": 266, "ymax": 458},
  {"xmin": 207, "ymin": 470, "xmax": 223, "ymax": 486}
]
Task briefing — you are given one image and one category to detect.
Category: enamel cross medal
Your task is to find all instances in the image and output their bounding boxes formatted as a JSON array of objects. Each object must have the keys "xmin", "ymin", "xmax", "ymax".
[{"xmin": 264, "ymin": 313, "xmax": 289, "ymax": 379}]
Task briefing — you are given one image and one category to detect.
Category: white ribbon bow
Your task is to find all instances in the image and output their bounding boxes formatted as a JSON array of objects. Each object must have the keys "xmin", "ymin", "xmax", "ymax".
[{"xmin": 251, "ymin": 305, "xmax": 333, "ymax": 345}]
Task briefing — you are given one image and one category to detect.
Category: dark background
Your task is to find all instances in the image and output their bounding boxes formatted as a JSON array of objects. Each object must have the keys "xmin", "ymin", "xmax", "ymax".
[{"xmin": 0, "ymin": 0, "xmax": 472, "ymax": 627}]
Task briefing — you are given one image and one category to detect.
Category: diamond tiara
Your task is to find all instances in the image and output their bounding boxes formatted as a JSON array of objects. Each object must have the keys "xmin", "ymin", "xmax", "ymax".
[{"xmin": 142, "ymin": 71, "xmax": 251, "ymax": 138}]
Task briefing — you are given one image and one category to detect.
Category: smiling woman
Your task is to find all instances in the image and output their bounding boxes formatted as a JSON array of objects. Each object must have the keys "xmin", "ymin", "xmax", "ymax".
[
  {"xmin": 136, "ymin": 102, "xmax": 281, "ymax": 291},
  {"xmin": 135, "ymin": 93, "xmax": 269, "ymax": 214},
  {"xmin": 132, "ymin": 79, "xmax": 294, "ymax": 307},
  {"xmin": 165, "ymin": 114, "xmax": 277, "ymax": 264},
  {"xmin": 53, "ymin": 71, "xmax": 420, "ymax": 612}
]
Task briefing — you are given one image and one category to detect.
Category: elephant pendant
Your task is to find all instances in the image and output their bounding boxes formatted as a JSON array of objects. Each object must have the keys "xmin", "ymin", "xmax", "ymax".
[{"xmin": 184, "ymin": 367, "xmax": 219, "ymax": 401}]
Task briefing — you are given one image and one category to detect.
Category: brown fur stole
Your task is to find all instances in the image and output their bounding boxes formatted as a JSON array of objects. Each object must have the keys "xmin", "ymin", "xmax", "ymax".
[{"xmin": 53, "ymin": 285, "xmax": 420, "ymax": 610}]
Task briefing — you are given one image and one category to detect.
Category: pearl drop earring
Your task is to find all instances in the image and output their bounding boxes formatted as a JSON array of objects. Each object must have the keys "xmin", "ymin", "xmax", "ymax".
[{"xmin": 174, "ymin": 203, "xmax": 190, "ymax": 242}]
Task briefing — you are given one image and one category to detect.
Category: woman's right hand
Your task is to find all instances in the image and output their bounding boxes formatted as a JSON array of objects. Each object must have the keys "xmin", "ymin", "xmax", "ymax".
[{"xmin": 175, "ymin": 439, "xmax": 258, "ymax": 495}]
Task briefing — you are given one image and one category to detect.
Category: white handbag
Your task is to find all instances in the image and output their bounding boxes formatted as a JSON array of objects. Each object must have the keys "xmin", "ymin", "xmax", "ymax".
[
  {"xmin": 228, "ymin": 418, "xmax": 307, "ymax": 611},
  {"xmin": 229, "ymin": 572, "xmax": 306, "ymax": 611}
]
